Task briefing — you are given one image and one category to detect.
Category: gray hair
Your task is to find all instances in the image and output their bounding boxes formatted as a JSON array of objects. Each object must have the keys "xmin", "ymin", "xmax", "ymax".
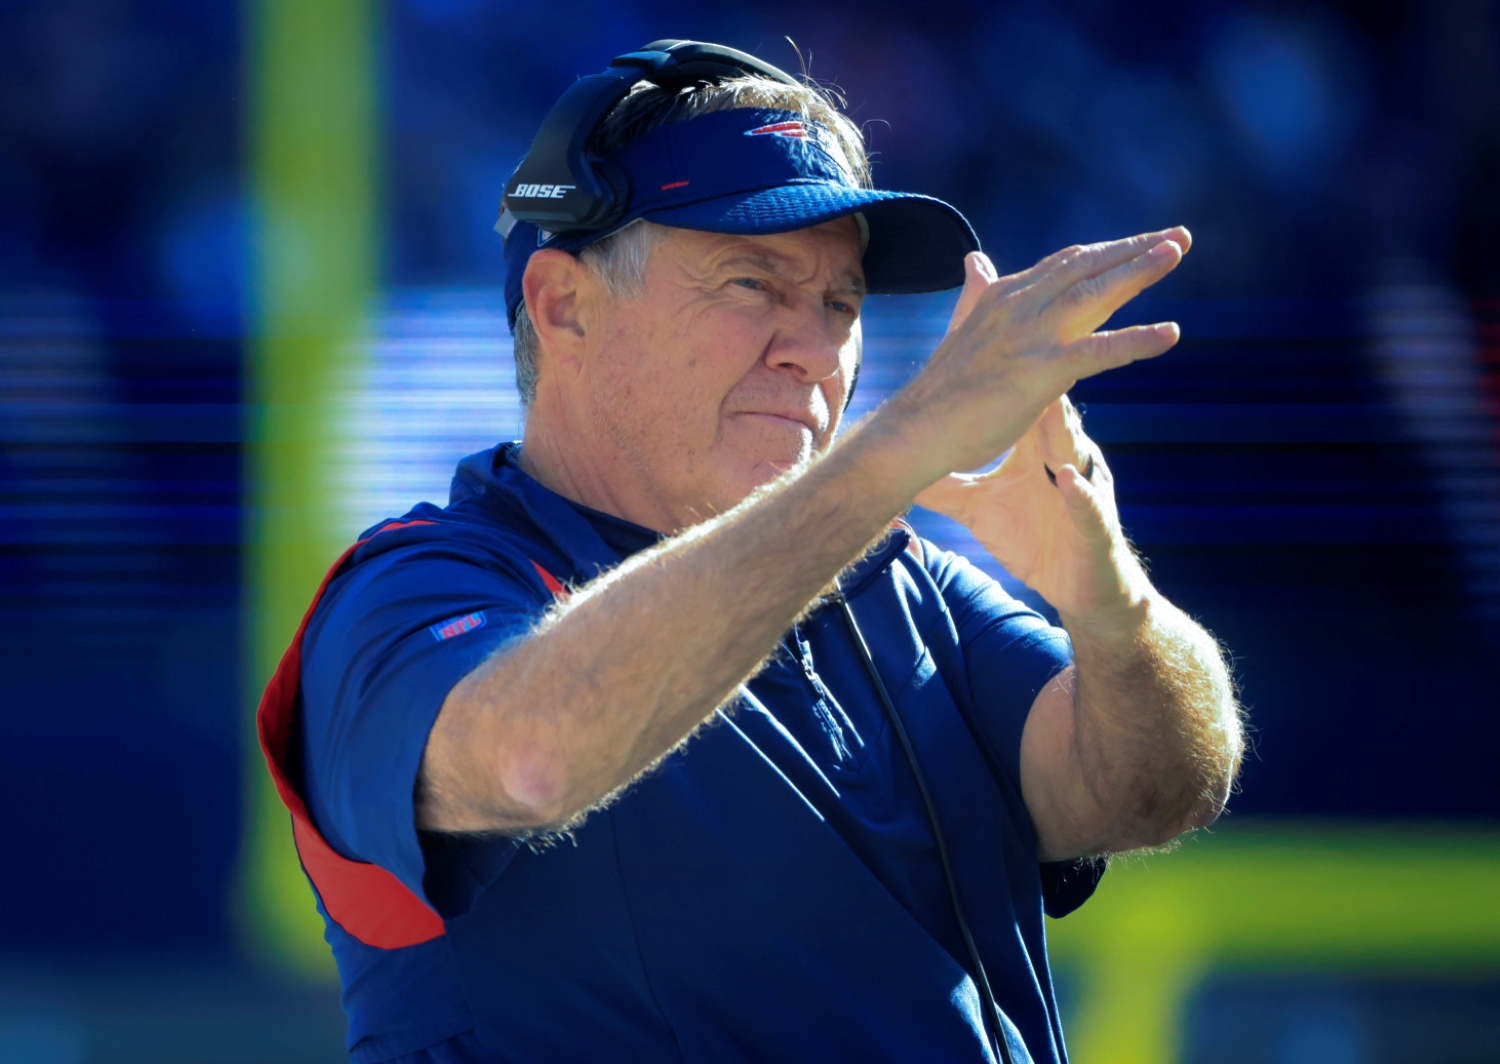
[{"xmin": 510, "ymin": 73, "xmax": 872, "ymax": 408}]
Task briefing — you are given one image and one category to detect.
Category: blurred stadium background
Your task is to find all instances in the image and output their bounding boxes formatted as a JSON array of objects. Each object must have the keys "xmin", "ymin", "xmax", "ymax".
[{"xmin": 2, "ymin": 0, "xmax": 1498, "ymax": 1061}]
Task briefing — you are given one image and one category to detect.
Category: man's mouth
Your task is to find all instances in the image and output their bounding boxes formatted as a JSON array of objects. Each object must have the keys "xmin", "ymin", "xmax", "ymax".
[{"xmin": 735, "ymin": 411, "xmax": 819, "ymax": 435}]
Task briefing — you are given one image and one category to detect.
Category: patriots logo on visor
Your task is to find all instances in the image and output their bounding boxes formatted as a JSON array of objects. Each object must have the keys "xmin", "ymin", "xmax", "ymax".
[{"xmin": 745, "ymin": 120, "xmax": 809, "ymax": 139}]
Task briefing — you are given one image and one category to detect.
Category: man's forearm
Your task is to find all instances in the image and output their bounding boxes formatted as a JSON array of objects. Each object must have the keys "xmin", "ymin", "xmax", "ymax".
[
  {"xmin": 1060, "ymin": 592, "xmax": 1243, "ymax": 855},
  {"xmin": 418, "ymin": 412, "xmax": 940, "ymax": 833}
]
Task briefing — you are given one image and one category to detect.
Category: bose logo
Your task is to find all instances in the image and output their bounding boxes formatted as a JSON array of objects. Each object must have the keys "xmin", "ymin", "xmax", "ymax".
[{"xmin": 511, "ymin": 183, "xmax": 575, "ymax": 200}]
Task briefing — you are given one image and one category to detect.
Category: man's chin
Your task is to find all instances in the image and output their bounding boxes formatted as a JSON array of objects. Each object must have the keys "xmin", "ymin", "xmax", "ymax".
[
  {"xmin": 759, "ymin": 455, "xmax": 807, "ymax": 480},
  {"xmin": 702, "ymin": 427, "xmax": 821, "ymax": 510},
  {"xmin": 744, "ymin": 451, "xmax": 814, "ymax": 492}
]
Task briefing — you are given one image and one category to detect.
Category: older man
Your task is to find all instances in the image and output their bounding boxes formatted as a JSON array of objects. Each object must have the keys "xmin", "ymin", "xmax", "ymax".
[{"xmin": 261, "ymin": 40, "xmax": 1241, "ymax": 1064}]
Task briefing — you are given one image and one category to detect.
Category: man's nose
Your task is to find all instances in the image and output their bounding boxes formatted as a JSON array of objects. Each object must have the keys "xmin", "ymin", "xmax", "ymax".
[{"xmin": 765, "ymin": 293, "xmax": 844, "ymax": 383}]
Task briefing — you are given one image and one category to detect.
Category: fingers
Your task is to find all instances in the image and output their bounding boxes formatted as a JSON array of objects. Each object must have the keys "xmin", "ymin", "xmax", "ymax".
[
  {"xmin": 1025, "ymin": 226, "xmax": 1191, "ymax": 307},
  {"xmin": 1037, "ymin": 403, "xmax": 1114, "ymax": 540},
  {"xmin": 1038, "ymin": 396, "xmax": 1113, "ymax": 492},
  {"xmin": 904, "ymin": 231, "xmax": 1187, "ymax": 478},
  {"xmin": 946, "ymin": 252, "xmax": 998, "ymax": 333},
  {"xmin": 1063, "ymin": 321, "xmax": 1180, "ymax": 380},
  {"xmin": 1038, "ymin": 398, "xmax": 1087, "ymax": 475},
  {"xmin": 1052, "ymin": 461, "xmax": 1112, "ymax": 542},
  {"xmin": 952, "ymin": 228, "xmax": 1188, "ymax": 337},
  {"xmin": 1040, "ymin": 238, "xmax": 1183, "ymax": 343}
]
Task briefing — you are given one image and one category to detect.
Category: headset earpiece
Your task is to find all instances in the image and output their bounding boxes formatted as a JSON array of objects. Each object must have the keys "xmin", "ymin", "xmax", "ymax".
[
  {"xmin": 501, "ymin": 40, "xmax": 799, "ymax": 235},
  {"xmin": 590, "ymin": 157, "xmax": 632, "ymax": 226}
]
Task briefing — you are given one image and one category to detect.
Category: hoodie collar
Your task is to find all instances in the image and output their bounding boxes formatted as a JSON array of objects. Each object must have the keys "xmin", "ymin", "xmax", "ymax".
[
  {"xmin": 451, "ymin": 443, "xmax": 625, "ymax": 577},
  {"xmin": 838, "ymin": 524, "xmax": 913, "ymax": 600}
]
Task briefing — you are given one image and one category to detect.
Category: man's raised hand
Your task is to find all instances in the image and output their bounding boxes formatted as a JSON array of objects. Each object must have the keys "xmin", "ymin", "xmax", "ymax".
[{"xmin": 892, "ymin": 227, "xmax": 1190, "ymax": 481}]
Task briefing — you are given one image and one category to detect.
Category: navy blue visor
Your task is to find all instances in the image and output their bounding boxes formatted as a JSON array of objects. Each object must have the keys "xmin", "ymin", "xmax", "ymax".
[{"xmin": 501, "ymin": 107, "xmax": 980, "ymax": 328}]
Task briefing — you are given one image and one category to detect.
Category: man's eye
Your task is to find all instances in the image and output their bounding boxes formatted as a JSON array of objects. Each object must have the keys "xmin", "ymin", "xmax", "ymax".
[
  {"xmin": 827, "ymin": 299, "xmax": 855, "ymax": 315},
  {"xmin": 732, "ymin": 278, "xmax": 765, "ymax": 291}
]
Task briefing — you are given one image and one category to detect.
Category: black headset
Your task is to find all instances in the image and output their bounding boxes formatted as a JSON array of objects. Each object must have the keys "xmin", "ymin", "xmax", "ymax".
[{"xmin": 499, "ymin": 40, "xmax": 799, "ymax": 237}]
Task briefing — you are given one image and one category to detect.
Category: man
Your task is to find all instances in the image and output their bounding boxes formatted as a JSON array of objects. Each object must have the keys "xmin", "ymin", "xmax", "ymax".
[{"xmin": 260, "ymin": 42, "xmax": 1242, "ymax": 1064}]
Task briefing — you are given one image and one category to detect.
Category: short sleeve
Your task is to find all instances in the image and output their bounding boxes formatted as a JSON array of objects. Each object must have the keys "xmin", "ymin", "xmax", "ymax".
[
  {"xmin": 924, "ymin": 546, "xmax": 1106, "ymax": 916},
  {"xmin": 925, "ymin": 546, "xmax": 1073, "ymax": 787},
  {"xmin": 299, "ymin": 537, "xmax": 551, "ymax": 906}
]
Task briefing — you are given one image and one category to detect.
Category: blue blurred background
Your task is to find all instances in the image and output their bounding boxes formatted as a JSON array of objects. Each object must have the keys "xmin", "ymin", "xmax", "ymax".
[{"xmin": 2, "ymin": 1, "xmax": 1498, "ymax": 1061}]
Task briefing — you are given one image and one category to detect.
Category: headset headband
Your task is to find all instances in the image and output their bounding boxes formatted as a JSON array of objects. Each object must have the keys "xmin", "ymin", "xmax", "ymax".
[{"xmin": 499, "ymin": 40, "xmax": 800, "ymax": 236}]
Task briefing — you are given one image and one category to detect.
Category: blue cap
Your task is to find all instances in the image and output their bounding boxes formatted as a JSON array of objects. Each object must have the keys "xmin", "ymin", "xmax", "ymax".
[{"xmin": 501, "ymin": 107, "xmax": 980, "ymax": 328}]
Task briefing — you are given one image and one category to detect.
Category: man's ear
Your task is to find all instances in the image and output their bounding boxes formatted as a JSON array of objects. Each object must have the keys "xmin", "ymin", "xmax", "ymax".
[{"xmin": 522, "ymin": 249, "xmax": 591, "ymax": 372}]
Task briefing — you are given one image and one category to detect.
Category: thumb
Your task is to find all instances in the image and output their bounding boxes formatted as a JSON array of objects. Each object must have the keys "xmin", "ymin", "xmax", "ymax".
[
  {"xmin": 915, "ymin": 472, "xmax": 979, "ymax": 520},
  {"xmin": 1054, "ymin": 464, "xmax": 1111, "ymax": 543},
  {"xmin": 946, "ymin": 252, "xmax": 998, "ymax": 333}
]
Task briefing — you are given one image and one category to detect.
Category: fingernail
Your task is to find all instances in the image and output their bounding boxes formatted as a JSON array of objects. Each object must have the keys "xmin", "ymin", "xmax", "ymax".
[
  {"xmin": 974, "ymin": 251, "xmax": 997, "ymax": 281},
  {"xmin": 1157, "ymin": 322, "xmax": 1181, "ymax": 341},
  {"xmin": 1149, "ymin": 240, "xmax": 1181, "ymax": 259}
]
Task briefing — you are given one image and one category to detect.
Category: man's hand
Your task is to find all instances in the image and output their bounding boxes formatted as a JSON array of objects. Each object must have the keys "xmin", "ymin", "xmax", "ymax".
[
  {"xmin": 886, "ymin": 227, "xmax": 1189, "ymax": 485},
  {"xmin": 906, "ymin": 229, "xmax": 1243, "ymax": 862},
  {"xmin": 916, "ymin": 396, "xmax": 1143, "ymax": 622}
]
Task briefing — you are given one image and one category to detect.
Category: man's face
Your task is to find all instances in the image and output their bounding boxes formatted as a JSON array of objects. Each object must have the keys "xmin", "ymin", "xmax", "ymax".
[{"xmin": 580, "ymin": 217, "xmax": 865, "ymax": 527}]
